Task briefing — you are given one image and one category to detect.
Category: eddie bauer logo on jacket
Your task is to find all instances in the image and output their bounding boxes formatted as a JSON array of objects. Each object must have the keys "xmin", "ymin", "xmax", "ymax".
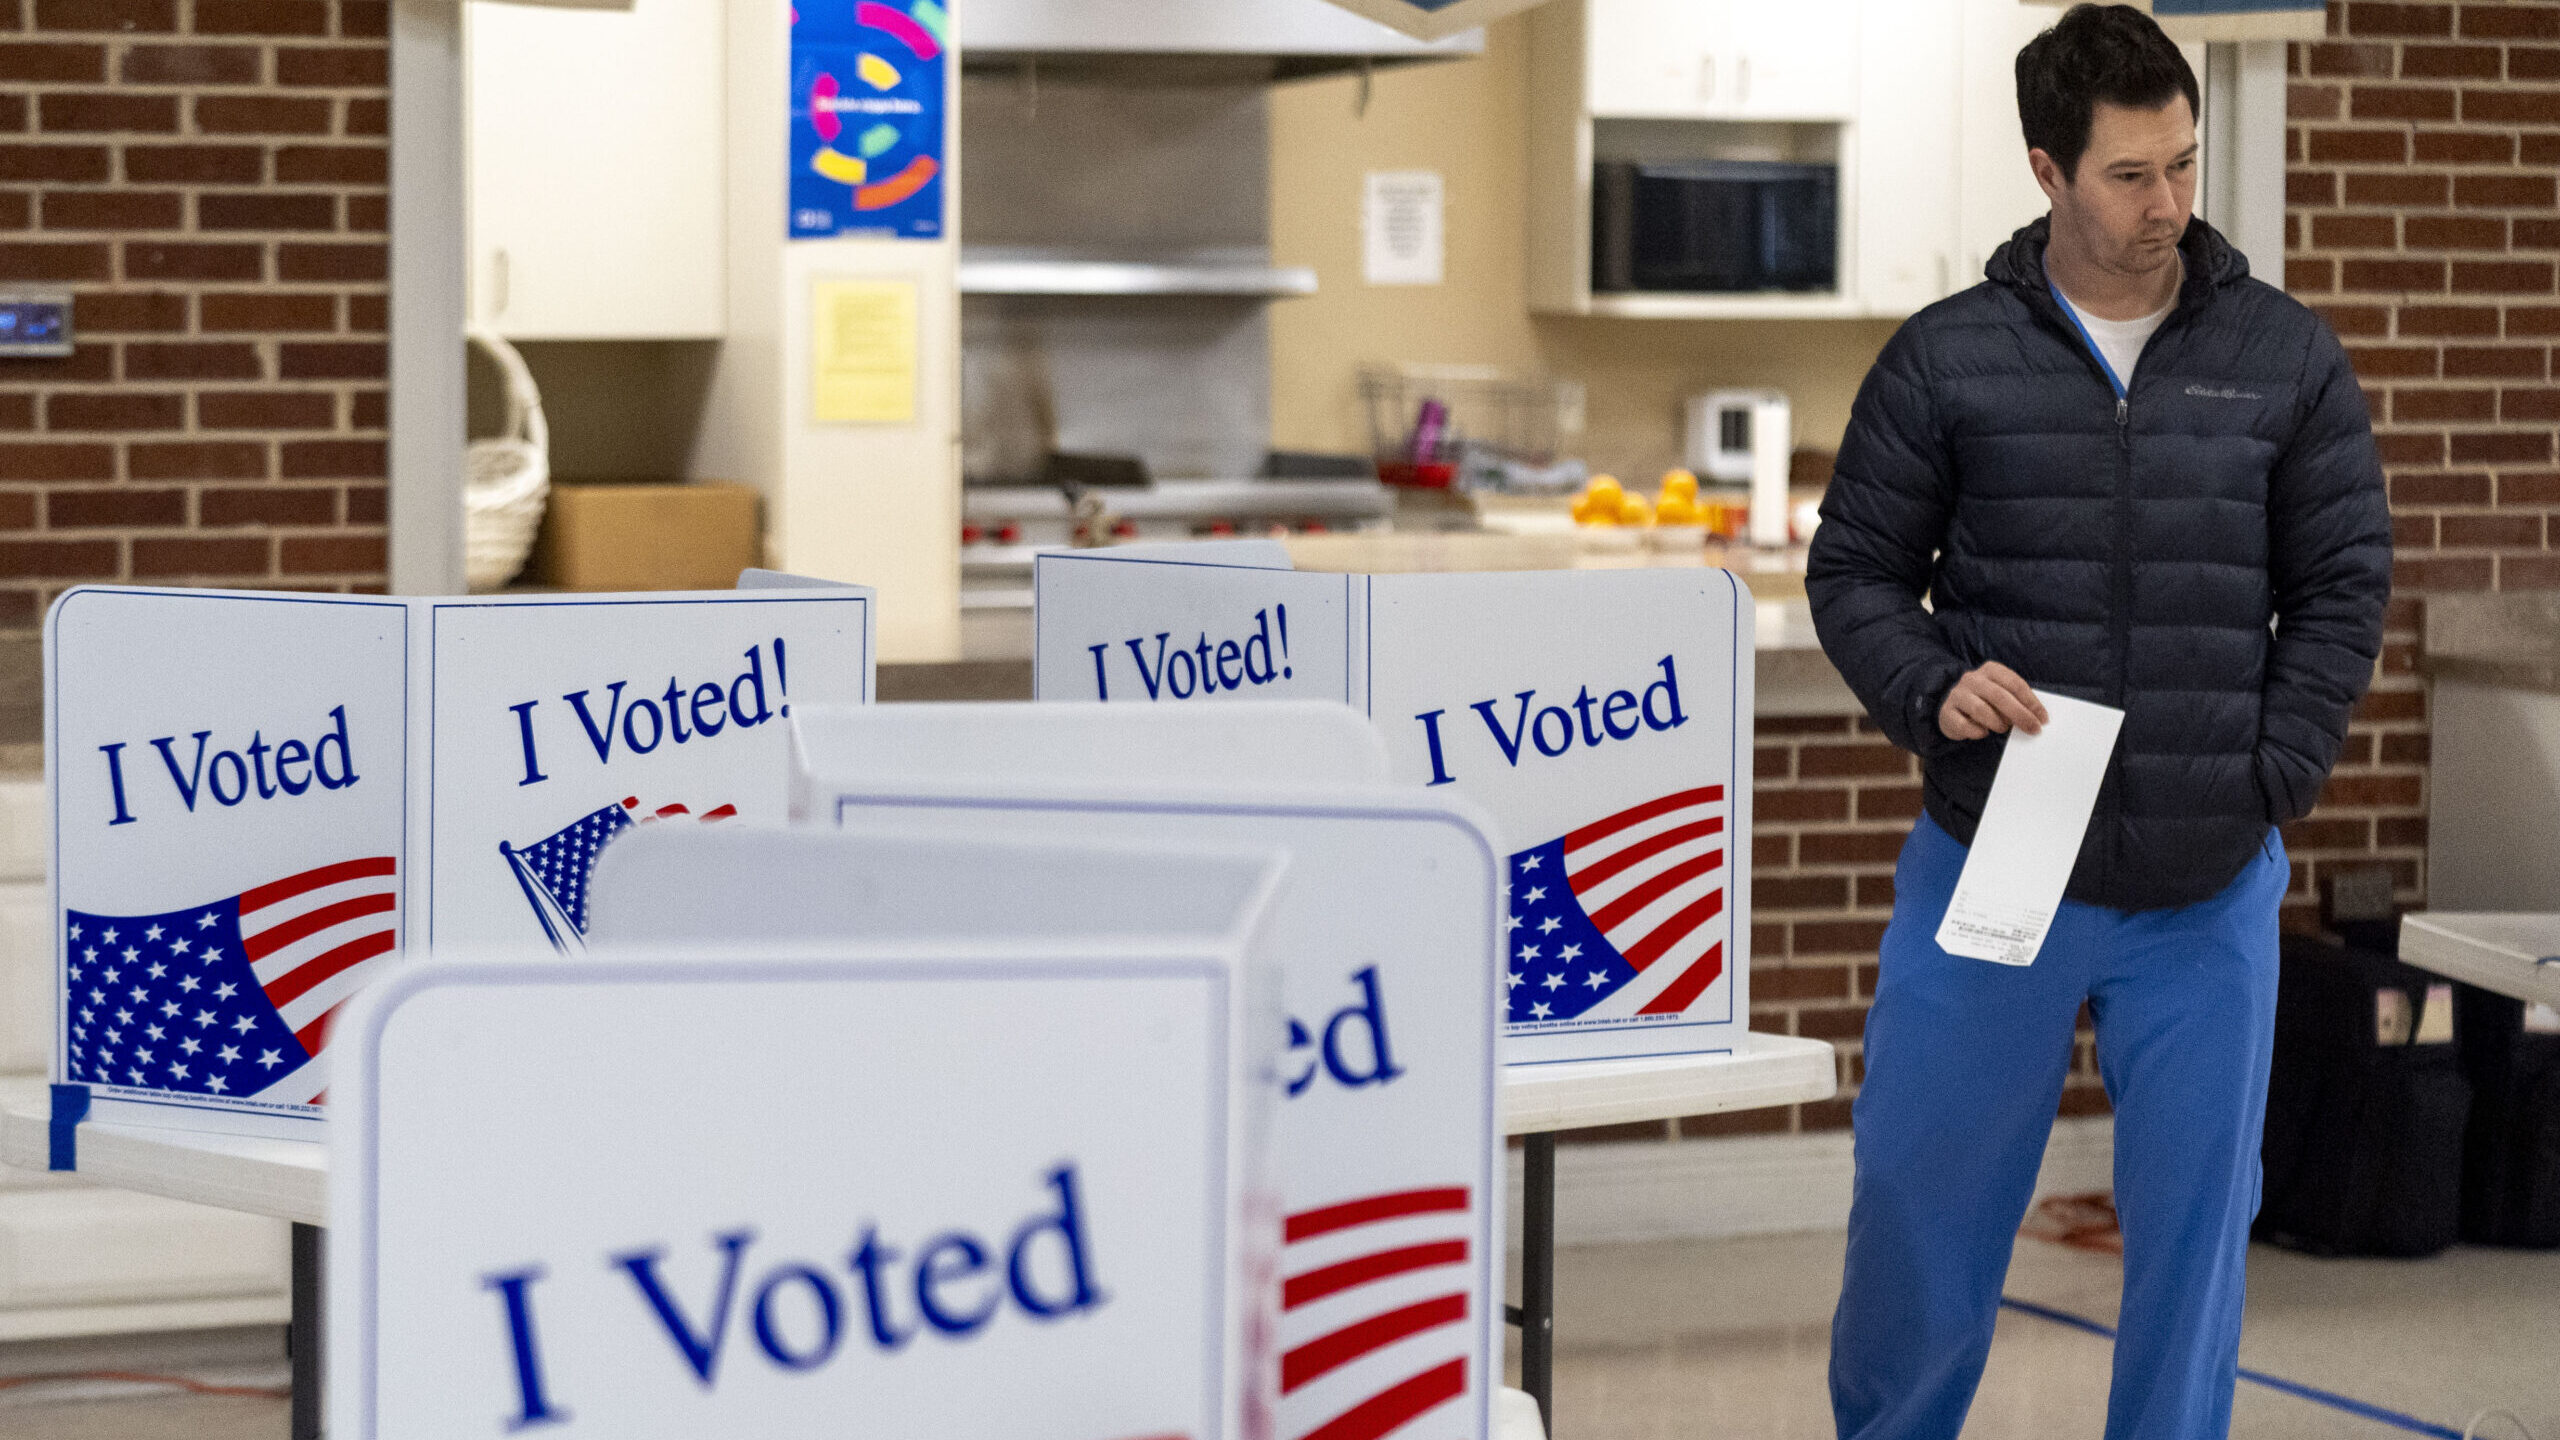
[{"xmin": 2185, "ymin": 383, "xmax": 2265, "ymax": 401}]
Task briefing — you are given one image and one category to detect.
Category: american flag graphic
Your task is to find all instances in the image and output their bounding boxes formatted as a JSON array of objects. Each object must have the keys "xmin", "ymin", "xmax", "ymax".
[
  {"xmin": 1506, "ymin": 786, "xmax": 1728, "ymax": 1026},
  {"xmin": 502, "ymin": 796, "xmax": 738, "ymax": 954},
  {"xmin": 1279, "ymin": 1186, "xmax": 1474, "ymax": 1440},
  {"xmin": 63, "ymin": 856, "xmax": 398, "ymax": 1104}
]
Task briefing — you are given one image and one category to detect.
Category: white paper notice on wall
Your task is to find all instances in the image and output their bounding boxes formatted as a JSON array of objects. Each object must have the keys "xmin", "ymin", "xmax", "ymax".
[
  {"xmin": 1934, "ymin": 693, "xmax": 2125, "ymax": 967},
  {"xmin": 1363, "ymin": 170, "xmax": 1444, "ymax": 286}
]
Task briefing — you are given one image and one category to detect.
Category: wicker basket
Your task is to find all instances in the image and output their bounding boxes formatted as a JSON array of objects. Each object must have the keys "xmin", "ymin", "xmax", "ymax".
[{"xmin": 464, "ymin": 328, "xmax": 550, "ymax": 592}]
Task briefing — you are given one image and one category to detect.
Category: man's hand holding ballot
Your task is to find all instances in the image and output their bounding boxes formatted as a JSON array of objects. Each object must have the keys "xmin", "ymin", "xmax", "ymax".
[
  {"xmin": 1937, "ymin": 661, "xmax": 2048, "ymax": 743},
  {"xmin": 1801, "ymin": 8, "xmax": 2392, "ymax": 1440}
]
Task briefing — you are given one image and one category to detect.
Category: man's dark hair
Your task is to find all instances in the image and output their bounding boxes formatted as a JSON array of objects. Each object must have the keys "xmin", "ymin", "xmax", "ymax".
[{"xmin": 2016, "ymin": 4, "xmax": 2200, "ymax": 180}]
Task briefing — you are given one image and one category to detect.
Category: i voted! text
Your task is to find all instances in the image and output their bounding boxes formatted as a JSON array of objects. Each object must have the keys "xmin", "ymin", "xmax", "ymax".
[
  {"xmin": 508, "ymin": 642, "xmax": 788, "ymax": 788},
  {"xmin": 1086, "ymin": 606, "xmax": 1292, "ymax": 702}
]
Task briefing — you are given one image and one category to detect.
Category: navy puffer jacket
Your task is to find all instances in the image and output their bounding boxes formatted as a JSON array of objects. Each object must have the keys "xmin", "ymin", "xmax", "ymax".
[{"xmin": 1807, "ymin": 216, "xmax": 2391, "ymax": 912}]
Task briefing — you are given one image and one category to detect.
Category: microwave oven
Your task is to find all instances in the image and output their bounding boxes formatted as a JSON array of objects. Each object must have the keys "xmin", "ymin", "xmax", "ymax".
[{"xmin": 1591, "ymin": 159, "xmax": 1838, "ymax": 294}]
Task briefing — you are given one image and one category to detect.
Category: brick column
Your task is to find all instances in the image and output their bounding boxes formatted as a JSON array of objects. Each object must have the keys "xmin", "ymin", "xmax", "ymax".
[{"xmin": 0, "ymin": 0, "xmax": 389, "ymax": 675}]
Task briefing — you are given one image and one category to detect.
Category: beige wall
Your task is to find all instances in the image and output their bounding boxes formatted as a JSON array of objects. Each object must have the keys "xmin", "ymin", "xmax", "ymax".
[{"xmin": 1267, "ymin": 16, "xmax": 1903, "ymax": 483}]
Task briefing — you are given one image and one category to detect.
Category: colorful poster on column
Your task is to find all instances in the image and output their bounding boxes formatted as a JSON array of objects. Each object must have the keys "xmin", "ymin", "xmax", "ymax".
[{"xmin": 790, "ymin": 0, "xmax": 948, "ymax": 240}]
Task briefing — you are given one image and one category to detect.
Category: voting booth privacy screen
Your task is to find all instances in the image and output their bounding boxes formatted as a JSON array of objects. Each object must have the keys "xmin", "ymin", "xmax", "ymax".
[
  {"xmin": 331, "ymin": 944, "xmax": 1270, "ymax": 1440},
  {"xmin": 1034, "ymin": 554, "xmax": 1755, "ymax": 1065},
  {"xmin": 774, "ymin": 706, "xmax": 1505, "ymax": 1440},
  {"xmin": 45, "ymin": 584, "xmax": 874, "ymax": 1136}
]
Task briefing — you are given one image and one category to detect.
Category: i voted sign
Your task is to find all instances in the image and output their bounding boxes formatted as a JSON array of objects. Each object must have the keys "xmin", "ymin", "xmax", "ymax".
[
  {"xmin": 1038, "ymin": 554, "xmax": 1356, "ymax": 708},
  {"xmin": 45, "ymin": 584, "xmax": 872, "ymax": 1137},
  {"xmin": 330, "ymin": 946, "xmax": 1267, "ymax": 1440},
  {"xmin": 48, "ymin": 589, "xmax": 408, "ymax": 1125},
  {"xmin": 1034, "ymin": 555, "xmax": 1755, "ymax": 1064},
  {"xmin": 784, "ymin": 714, "xmax": 1503, "ymax": 1440},
  {"xmin": 422, "ymin": 594, "xmax": 869, "ymax": 954}
]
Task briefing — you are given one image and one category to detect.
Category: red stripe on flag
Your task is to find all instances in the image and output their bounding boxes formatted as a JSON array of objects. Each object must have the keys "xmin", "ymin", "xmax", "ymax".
[
  {"xmin": 1286, "ymin": 1188, "xmax": 1470, "ymax": 1244},
  {"xmin": 651, "ymin": 804, "xmax": 691, "ymax": 820},
  {"xmin": 293, "ymin": 999, "xmax": 345, "ymax": 1059},
  {"xmin": 1564, "ymin": 787, "xmax": 1724, "ymax": 852},
  {"xmin": 1636, "ymin": 941, "xmax": 1726, "ymax": 1016},
  {"xmin": 702, "ymin": 804, "xmax": 738, "ymax": 821},
  {"xmin": 1587, "ymin": 850, "xmax": 1724, "ymax": 938},
  {"xmin": 239, "ymin": 857, "xmax": 396, "ymax": 915},
  {"xmin": 1620, "ymin": 889, "xmax": 1725, "ymax": 973},
  {"xmin": 261, "ymin": 929, "xmax": 394, "ymax": 1011},
  {"xmin": 1568, "ymin": 815, "xmax": 1725, "ymax": 891},
  {"xmin": 1282, "ymin": 1241, "xmax": 1468, "ymax": 1311},
  {"xmin": 1297, "ymin": 1358, "xmax": 1467, "ymax": 1440},
  {"xmin": 242, "ymin": 892, "xmax": 396, "ymax": 962},
  {"xmin": 1282, "ymin": 1293, "xmax": 1468, "ymax": 1394}
]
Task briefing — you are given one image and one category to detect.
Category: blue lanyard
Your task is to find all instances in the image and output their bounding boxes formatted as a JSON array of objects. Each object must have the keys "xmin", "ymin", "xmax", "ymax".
[{"xmin": 2049, "ymin": 280, "xmax": 2127, "ymax": 400}]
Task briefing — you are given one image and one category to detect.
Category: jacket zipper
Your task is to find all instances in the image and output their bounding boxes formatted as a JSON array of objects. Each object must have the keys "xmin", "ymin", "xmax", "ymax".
[
  {"xmin": 2044, "ymin": 271, "xmax": 2187, "ymax": 900},
  {"xmin": 2107, "ymin": 383, "xmax": 2132, "ymax": 890}
]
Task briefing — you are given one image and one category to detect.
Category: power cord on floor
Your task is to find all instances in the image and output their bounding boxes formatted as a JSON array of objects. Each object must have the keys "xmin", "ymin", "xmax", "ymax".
[
  {"xmin": 2464, "ymin": 1411, "xmax": 2538, "ymax": 1440},
  {"xmin": 0, "ymin": 1370, "xmax": 289, "ymax": 1401}
]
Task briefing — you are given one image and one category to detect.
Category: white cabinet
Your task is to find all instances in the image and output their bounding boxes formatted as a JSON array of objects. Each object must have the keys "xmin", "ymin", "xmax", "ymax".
[
  {"xmin": 1533, "ymin": 0, "xmax": 2056, "ymax": 319},
  {"xmin": 1855, "ymin": 0, "xmax": 1960, "ymax": 316},
  {"xmin": 1585, "ymin": 0, "xmax": 1723, "ymax": 117},
  {"xmin": 1727, "ymin": 0, "xmax": 1859, "ymax": 120},
  {"xmin": 1585, "ymin": 0, "xmax": 1856, "ymax": 121},
  {"xmin": 1956, "ymin": 0, "xmax": 2058, "ymax": 287},
  {"xmin": 466, "ymin": 0, "xmax": 726, "ymax": 340}
]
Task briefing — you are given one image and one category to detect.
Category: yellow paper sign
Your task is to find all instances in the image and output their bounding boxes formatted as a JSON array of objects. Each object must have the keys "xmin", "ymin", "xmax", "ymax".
[{"xmin": 811, "ymin": 278, "xmax": 918, "ymax": 424}]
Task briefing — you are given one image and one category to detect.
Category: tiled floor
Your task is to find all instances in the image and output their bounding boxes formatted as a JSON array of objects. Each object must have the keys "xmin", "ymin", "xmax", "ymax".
[
  {"xmin": 6, "ymin": 1231, "xmax": 2556, "ymax": 1438},
  {"xmin": 1530, "ymin": 1231, "xmax": 2560, "ymax": 1439},
  {"xmin": 0, "ymin": 1326, "xmax": 286, "ymax": 1440}
]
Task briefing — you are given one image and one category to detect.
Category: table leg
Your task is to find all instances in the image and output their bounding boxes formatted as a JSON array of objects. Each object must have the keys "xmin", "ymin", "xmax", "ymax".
[
  {"xmin": 290, "ymin": 1221, "xmax": 323, "ymax": 1440},
  {"xmin": 1522, "ymin": 1131, "xmax": 1555, "ymax": 1432}
]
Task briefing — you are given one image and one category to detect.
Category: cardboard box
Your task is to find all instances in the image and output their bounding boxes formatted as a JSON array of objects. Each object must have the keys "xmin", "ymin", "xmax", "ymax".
[{"xmin": 530, "ymin": 482, "xmax": 762, "ymax": 592}]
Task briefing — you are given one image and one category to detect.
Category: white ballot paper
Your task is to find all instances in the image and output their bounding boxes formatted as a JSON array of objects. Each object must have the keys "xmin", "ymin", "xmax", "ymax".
[{"xmin": 1935, "ymin": 692, "xmax": 2125, "ymax": 967}]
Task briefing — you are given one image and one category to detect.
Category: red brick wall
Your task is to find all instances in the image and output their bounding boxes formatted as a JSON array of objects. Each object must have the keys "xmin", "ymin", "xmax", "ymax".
[
  {"xmin": 2285, "ymin": 0, "xmax": 2560, "ymax": 926},
  {"xmin": 0, "ymin": 0, "xmax": 389, "ymax": 654}
]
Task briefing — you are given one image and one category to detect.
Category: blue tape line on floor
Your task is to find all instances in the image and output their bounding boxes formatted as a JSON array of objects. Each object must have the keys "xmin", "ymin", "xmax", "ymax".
[
  {"xmin": 1998, "ymin": 1296, "xmax": 2466, "ymax": 1440},
  {"xmin": 47, "ymin": 1083, "xmax": 88, "ymax": 1171}
]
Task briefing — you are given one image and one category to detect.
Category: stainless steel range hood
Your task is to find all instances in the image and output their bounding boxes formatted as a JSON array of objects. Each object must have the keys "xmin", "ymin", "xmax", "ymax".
[{"xmin": 959, "ymin": 0, "xmax": 1482, "ymax": 81}]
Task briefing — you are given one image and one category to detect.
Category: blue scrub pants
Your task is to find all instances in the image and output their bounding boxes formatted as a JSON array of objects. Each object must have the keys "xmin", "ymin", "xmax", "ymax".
[{"xmin": 1830, "ymin": 814, "xmax": 2286, "ymax": 1440}]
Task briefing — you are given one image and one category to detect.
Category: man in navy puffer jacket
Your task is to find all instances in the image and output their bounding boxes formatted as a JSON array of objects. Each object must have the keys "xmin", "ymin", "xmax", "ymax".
[{"xmin": 1808, "ymin": 8, "xmax": 2389, "ymax": 1439}]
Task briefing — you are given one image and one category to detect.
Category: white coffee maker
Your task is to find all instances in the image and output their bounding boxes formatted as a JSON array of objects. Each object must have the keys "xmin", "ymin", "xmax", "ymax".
[{"xmin": 1687, "ymin": 389, "xmax": 1793, "ymax": 547}]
